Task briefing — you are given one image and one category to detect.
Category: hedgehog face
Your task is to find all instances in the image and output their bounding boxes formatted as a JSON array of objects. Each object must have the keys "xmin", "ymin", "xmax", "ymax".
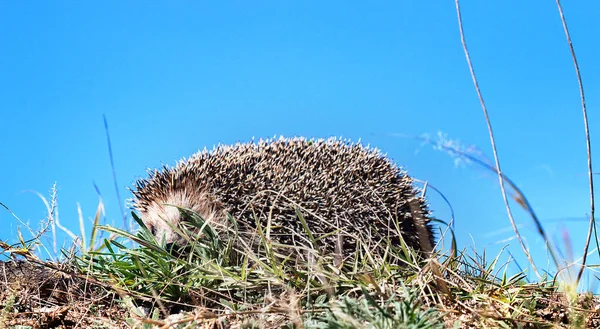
[
  {"xmin": 143, "ymin": 201, "xmax": 188, "ymax": 247},
  {"xmin": 139, "ymin": 191, "xmax": 225, "ymax": 248}
]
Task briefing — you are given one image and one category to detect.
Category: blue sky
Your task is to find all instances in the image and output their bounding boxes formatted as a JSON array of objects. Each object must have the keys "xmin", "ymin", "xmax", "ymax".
[{"xmin": 1, "ymin": 2, "xmax": 599, "ymax": 286}]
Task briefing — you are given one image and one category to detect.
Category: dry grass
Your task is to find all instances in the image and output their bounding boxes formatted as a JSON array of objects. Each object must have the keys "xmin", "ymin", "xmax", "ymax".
[{"xmin": 0, "ymin": 258, "xmax": 129, "ymax": 328}]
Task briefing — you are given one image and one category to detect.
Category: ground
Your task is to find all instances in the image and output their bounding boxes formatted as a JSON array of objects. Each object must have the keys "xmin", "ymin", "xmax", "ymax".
[{"xmin": 2, "ymin": 258, "xmax": 600, "ymax": 329}]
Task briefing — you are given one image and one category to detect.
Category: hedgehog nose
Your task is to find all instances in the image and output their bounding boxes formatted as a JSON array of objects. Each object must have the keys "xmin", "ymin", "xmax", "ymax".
[
  {"xmin": 165, "ymin": 242, "xmax": 187, "ymax": 257},
  {"xmin": 165, "ymin": 242, "xmax": 178, "ymax": 252}
]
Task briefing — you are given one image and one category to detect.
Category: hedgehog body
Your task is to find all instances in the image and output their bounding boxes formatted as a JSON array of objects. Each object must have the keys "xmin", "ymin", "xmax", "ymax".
[{"xmin": 132, "ymin": 137, "xmax": 435, "ymax": 258}]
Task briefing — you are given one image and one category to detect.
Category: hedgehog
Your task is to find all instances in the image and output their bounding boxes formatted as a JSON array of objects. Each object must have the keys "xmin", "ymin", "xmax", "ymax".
[{"xmin": 132, "ymin": 137, "xmax": 435, "ymax": 262}]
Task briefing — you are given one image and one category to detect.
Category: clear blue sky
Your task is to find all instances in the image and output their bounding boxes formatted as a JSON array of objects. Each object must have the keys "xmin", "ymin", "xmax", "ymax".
[{"xmin": 1, "ymin": 2, "xmax": 599, "ymax": 286}]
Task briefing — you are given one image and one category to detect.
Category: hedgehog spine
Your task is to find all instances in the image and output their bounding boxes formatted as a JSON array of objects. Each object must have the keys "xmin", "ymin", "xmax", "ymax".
[{"xmin": 132, "ymin": 137, "xmax": 435, "ymax": 258}]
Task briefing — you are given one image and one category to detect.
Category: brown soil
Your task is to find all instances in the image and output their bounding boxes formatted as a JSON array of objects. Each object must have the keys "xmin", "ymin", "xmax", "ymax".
[{"xmin": 0, "ymin": 260, "xmax": 128, "ymax": 329}]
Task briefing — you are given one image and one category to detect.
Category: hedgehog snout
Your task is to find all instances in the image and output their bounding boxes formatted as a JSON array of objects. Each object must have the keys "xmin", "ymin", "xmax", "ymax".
[{"xmin": 143, "ymin": 204, "xmax": 188, "ymax": 247}]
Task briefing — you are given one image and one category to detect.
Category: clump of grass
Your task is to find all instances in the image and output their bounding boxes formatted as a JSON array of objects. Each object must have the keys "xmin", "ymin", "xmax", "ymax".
[
  {"xmin": 67, "ymin": 202, "xmax": 600, "ymax": 328},
  {"xmin": 76, "ymin": 207, "xmax": 431, "ymax": 314},
  {"xmin": 305, "ymin": 286, "xmax": 444, "ymax": 329}
]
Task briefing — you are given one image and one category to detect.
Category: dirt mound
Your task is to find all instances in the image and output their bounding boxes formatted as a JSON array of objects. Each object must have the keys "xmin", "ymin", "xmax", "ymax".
[{"xmin": 0, "ymin": 260, "xmax": 128, "ymax": 329}]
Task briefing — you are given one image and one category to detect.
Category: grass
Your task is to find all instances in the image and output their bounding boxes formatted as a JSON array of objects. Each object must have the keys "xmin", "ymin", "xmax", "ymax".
[{"xmin": 1, "ymin": 196, "xmax": 600, "ymax": 328}]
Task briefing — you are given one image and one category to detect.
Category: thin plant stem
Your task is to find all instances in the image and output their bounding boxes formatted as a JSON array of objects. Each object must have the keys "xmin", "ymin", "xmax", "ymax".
[
  {"xmin": 454, "ymin": 0, "xmax": 540, "ymax": 279},
  {"xmin": 413, "ymin": 134, "xmax": 561, "ymax": 272},
  {"xmin": 555, "ymin": 0, "xmax": 597, "ymax": 285},
  {"xmin": 103, "ymin": 114, "xmax": 128, "ymax": 228}
]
